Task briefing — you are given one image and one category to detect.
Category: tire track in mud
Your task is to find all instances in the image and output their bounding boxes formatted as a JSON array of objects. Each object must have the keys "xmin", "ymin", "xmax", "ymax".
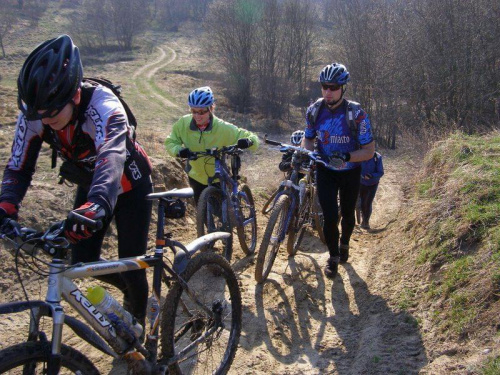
[{"xmin": 132, "ymin": 45, "xmax": 178, "ymax": 109}]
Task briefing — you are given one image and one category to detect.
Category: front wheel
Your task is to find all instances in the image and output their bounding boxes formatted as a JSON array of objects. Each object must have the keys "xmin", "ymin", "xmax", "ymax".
[
  {"xmin": 0, "ymin": 341, "xmax": 100, "ymax": 374},
  {"xmin": 160, "ymin": 252, "xmax": 242, "ymax": 375},
  {"xmin": 287, "ymin": 190, "xmax": 312, "ymax": 256},
  {"xmin": 255, "ymin": 194, "xmax": 292, "ymax": 283},
  {"xmin": 197, "ymin": 186, "xmax": 233, "ymax": 261},
  {"xmin": 235, "ymin": 184, "xmax": 257, "ymax": 255}
]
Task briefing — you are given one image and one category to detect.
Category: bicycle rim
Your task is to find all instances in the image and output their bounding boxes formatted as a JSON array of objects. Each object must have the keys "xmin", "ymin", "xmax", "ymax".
[
  {"xmin": 287, "ymin": 192, "xmax": 311, "ymax": 256},
  {"xmin": 0, "ymin": 341, "xmax": 100, "ymax": 374},
  {"xmin": 236, "ymin": 184, "xmax": 257, "ymax": 255},
  {"xmin": 255, "ymin": 195, "xmax": 291, "ymax": 283},
  {"xmin": 196, "ymin": 186, "xmax": 233, "ymax": 261},
  {"xmin": 160, "ymin": 252, "xmax": 242, "ymax": 374}
]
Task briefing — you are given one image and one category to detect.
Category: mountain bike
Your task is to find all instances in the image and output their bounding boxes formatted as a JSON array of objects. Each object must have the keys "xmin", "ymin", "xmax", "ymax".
[
  {"xmin": 255, "ymin": 138, "xmax": 328, "ymax": 283},
  {"xmin": 191, "ymin": 144, "xmax": 257, "ymax": 261},
  {"xmin": 0, "ymin": 187, "xmax": 242, "ymax": 374}
]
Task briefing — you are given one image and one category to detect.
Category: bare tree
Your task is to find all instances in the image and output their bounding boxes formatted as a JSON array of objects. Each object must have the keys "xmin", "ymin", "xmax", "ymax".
[
  {"xmin": 205, "ymin": 0, "xmax": 261, "ymax": 112},
  {"xmin": 0, "ymin": 1, "xmax": 16, "ymax": 58}
]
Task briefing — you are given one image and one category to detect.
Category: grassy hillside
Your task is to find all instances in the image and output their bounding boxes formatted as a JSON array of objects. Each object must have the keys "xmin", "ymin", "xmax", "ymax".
[{"xmin": 394, "ymin": 132, "xmax": 499, "ymax": 373}]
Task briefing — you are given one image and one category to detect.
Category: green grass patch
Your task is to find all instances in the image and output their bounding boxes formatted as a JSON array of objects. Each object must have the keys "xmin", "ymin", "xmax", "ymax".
[
  {"xmin": 397, "ymin": 287, "xmax": 416, "ymax": 310},
  {"xmin": 442, "ymin": 256, "xmax": 474, "ymax": 296},
  {"xmin": 481, "ymin": 355, "xmax": 500, "ymax": 375}
]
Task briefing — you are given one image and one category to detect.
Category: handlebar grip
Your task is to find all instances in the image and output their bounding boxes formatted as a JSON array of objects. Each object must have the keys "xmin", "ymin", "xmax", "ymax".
[
  {"xmin": 67, "ymin": 212, "xmax": 103, "ymax": 231},
  {"xmin": 264, "ymin": 138, "xmax": 282, "ymax": 146}
]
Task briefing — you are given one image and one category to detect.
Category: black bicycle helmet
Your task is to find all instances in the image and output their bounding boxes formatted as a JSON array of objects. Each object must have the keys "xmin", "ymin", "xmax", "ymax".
[{"xmin": 17, "ymin": 34, "xmax": 83, "ymax": 120}]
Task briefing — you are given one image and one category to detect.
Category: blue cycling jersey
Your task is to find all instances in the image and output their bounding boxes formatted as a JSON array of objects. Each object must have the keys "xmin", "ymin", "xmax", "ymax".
[{"xmin": 304, "ymin": 99, "xmax": 373, "ymax": 171}]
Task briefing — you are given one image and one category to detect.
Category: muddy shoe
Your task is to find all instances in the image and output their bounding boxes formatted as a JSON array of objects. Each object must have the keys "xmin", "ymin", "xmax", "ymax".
[
  {"xmin": 324, "ymin": 256, "xmax": 339, "ymax": 278},
  {"xmin": 339, "ymin": 243, "xmax": 349, "ymax": 263}
]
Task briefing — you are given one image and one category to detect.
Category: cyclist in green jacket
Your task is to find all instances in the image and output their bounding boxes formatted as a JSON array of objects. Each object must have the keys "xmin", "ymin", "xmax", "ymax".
[{"xmin": 165, "ymin": 86, "xmax": 259, "ymax": 203}]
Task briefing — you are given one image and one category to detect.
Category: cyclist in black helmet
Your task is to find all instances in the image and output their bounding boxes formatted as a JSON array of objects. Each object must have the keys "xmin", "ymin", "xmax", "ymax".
[
  {"xmin": 0, "ymin": 35, "xmax": 153, "ymax": 329},
  {"xmin": 302, "ymin": 62, "xmax": 375, "ymax": 279}
]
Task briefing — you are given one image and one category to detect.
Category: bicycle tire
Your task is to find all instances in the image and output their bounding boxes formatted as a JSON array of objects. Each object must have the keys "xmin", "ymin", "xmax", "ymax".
[
  {"xmin": 355, "ymin": 196, "xmax": 361, "ymax": 225},
  {"xmin": 312, "ymin": 190, "xmax": 326, "ymax": 244},
  {"xmin": 0, "ymin": 341, "xmax": 100, "ymax": 374},
  {"xmin": 287, "ymin": 191, "xmax": 312, "ymax": 256},
  {"xmin": 255, "ymin": 194, "xmax": 291, "ymax": 283},
  {"xmin": 261, "ymin": 186, "xmax": 280, "ymax": 214},
  {"xmin": 235, "ymin": 184, "xmax": 257, "ymax": 255},
  {"xmin": 160, "ymin": 252, "xmax": 242, "ymax": 375},
  {"xmin": 197, "ymin": 186, "xmax": 233, "ymax": 261}
]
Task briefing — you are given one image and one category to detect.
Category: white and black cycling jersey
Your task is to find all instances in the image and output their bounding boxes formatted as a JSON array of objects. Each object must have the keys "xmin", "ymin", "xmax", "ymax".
[{"xmin": 1, "ymin": 85, "xmax": 152, "ymax": 216}]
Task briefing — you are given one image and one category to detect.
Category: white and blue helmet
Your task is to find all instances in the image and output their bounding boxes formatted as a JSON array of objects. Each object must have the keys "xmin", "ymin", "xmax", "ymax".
[
  {"xmin": 319, "ymin": 63, "xmax": 350, "ymax": 85},
  {"xmin": 290, "ymin": 130, "xmax": 305, "ymax": 145},
  {"xmin": 188, "ymin": 86, "xmax": 214, "ymax": 108}
]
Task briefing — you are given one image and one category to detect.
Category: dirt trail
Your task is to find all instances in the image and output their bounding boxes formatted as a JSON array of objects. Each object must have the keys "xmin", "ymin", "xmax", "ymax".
[
  {"xmin": 132, "ymin": 45, "xmax": 179, "ymax": 108},
  {"xmin": 225, "ymin": 151, "xmax": 427, "ymax": 374}
]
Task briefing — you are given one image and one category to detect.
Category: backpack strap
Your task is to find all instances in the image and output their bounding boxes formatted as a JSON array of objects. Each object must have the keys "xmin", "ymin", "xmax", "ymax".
[
  {"xmin": 345, "ymin": 100, "xmax": 361, "ymax": 148},
  {"xmin": 306, "ymin": 98, "xmax": 324, "ymax": 127},
  {"xmin": 83, "ymin": 77, "xmax": 137, "ymax": 134}
]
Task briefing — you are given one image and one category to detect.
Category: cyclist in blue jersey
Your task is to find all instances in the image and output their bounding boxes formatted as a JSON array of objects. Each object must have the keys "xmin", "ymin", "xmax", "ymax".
[{"xmin": 302, "ymin": 62, "xmax": 375, "ymax": 278}]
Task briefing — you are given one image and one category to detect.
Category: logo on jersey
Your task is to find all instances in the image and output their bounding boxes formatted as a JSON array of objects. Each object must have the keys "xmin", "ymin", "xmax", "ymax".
[
  {"xmin": 86, "ymin": 105, "xmax": 104, "ymax": 142},
  {"xmin": 95, "ymin": 158, "xmax": 108, "ymax": 169},
  {"xmin": 12, "ymin": 117, "xmax": 28, "ymax": 168},
  {"xmin": 128, "ymin": 160, "xmax": 142, "ymax": 180}
]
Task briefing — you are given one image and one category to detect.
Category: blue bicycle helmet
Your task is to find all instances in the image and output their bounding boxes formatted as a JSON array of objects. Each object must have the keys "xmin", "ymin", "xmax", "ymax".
[
  {"xmin": 17, "ymin": 34, "xmax": 83, "ymax": 120},
  {"xmin": 188, "ymin": 86, "xmax": 214, "ymax": 108},
  {"xmin": 319, "ymin": 63, "xmax": 350, "ymax": 85}
]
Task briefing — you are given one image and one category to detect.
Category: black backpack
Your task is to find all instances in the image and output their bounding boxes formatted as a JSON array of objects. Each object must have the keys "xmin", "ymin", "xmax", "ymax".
[
  {"xmin": 306, "ymin": 98, "xmax": 361, "ymax": 148},
  {"xmin": 46, "ymin": 77, "xmax": 138, "ymax": 169}
]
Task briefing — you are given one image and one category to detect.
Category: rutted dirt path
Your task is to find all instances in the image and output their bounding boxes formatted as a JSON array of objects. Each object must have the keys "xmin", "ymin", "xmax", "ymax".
[
  {"xmin": 225, "ymin": 152, "xmax": 428, "ymax": 374},
  {"xmin": 132, "ymin": 45, "xmax": 179, "ymax": 109}
]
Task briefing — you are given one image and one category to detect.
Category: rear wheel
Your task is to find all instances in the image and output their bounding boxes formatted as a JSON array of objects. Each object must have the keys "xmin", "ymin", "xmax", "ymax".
[
  {"xmin": 312, "ymin": 189, "xmax": 326, "ymax": 244},
  {"xmin": 255, "ymin": 194, "xmax": 292, "ymax": 283},
  {"xmin": 0, "ymin": 341, "xmax": 99, "ymax": 374},
  {"xmin": 287, "ymin": 190, "xmax": 312, "ymax": 256},
  {"xmin": 235, "ymin": 184, "xmax": 257, "ymax": 255},
  {"xmin": 197, "ymin": 186, "xmax": 233, "ymax": 261},
  {"xmin": 160, "ymin": 252, "xmax": 242, "ymax": 375}
]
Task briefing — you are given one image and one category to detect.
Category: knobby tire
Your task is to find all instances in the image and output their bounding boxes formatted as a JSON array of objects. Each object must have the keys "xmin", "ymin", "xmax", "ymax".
[
  {"xmin": 160, "ymin": 252, "xmax": 242, "ymax": 375},
  {"xmin": 235, "ymin": 184, "xmax": 257, "ymax": 255},
  {"xmin": 287, "ymin": 191, "xmax": 312, "ymax": 256},
  {"xmin": 196, "ymin": 186, "xmax": 233, "ymax": 261},
  {"xmin": 255, "ymin": 194, "xmax": 291, "ymax": 283},
  {"xmin": 0, "ymin": 341, "xmax": 100, "ymax": 374}
]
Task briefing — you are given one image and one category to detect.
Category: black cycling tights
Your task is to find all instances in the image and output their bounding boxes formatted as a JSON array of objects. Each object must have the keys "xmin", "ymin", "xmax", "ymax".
[
  {"xmin": 71, "ymin": 180, "xmax": 153, "ymax": 321},
  {"xmin": 316, "ymin": 166, "xmax": 361, "ymax": 258}
]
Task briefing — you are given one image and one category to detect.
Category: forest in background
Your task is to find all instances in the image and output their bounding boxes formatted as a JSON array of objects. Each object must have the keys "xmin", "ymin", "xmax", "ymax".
[{"xmin": 1, "ymin": 0, "xmax": 499, "ymax": 149}]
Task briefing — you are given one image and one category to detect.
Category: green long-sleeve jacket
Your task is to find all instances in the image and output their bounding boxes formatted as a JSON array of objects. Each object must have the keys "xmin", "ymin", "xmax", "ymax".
[{"xmin": 165, "ymin": 114, "xmax": 259, "ymax": 185}]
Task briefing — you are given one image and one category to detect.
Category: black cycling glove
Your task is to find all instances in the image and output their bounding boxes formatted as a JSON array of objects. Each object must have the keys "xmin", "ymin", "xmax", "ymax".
[
  {"xmin": 178, "ymin": 147, "xmax": 192, "ymax": 159},
  {"xmin": 237, "ymin": 138, "xmax": 253, "ymax": 149}
]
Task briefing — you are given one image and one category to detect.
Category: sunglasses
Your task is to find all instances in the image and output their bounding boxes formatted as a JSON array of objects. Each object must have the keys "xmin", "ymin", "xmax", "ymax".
[
  {"xmin": 321, "ymin": 84, "xmax": 342, "ymax": 92},
  {"xmin": 18, "ymin": 97, "xmax": 71, "ymax": 121},
  {"xmin": 191, "ymin": 108, "xmax": 210, "ymax": 115}
]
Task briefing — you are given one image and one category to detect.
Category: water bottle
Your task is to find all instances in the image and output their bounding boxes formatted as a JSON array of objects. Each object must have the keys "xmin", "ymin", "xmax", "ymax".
[
  {"xmin": 299, "ymin": 177, "xmax": 307, "ymax": 205},
  {"xmin": 87, "ymin": 286, "xmax": 143, "ymax": 341}
]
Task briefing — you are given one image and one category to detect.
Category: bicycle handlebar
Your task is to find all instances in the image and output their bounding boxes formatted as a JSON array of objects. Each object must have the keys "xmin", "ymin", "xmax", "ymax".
[
  {"xmin": 187, "ymin": 143, "xmax": 245, "ymax": 160},
  {"xmin": 264, "ymin": 136, "xmax": 329, "ymax": 168},
  {"xmin": 67, "ymin": 211, "xmax": 103, "ymax": 231},
  {"xmin": 0, "ymin": 218, "xmax": 71, "ymax": 255}
]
